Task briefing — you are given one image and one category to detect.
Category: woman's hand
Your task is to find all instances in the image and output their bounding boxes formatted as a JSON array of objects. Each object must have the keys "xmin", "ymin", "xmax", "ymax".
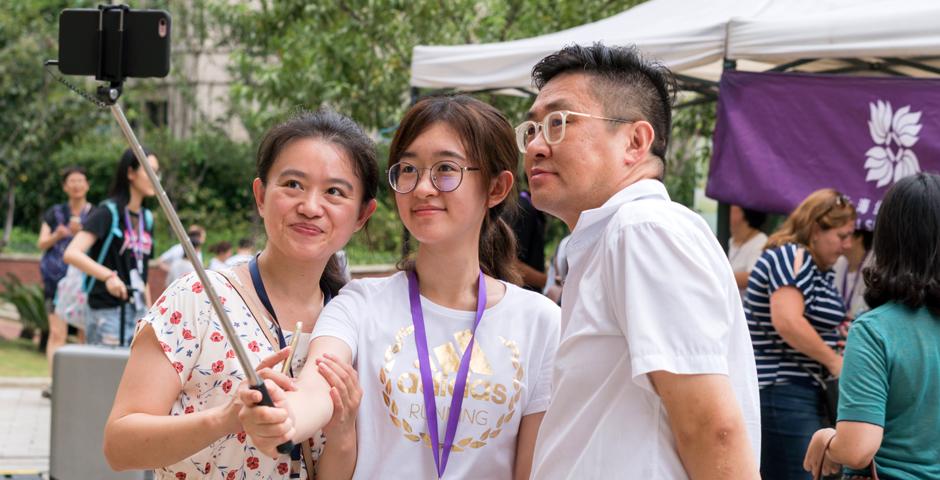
[
  {"xmin": 219, "ymin": 347, "xmax": 293, "ymax": 435},
  {"xmin": 105, "ymin": 273, "xmax": 128, "ymax": 300},
  {"xmin": 54, "ymin": 224, "xmax": 72, "ymax": 240},
  {"xmin": 237, "ymin": 353, "xmax": 299, "ymax": 458},
  {"xmin": 317, "ymin": 353, "xmax": 362, "ymax": 441},
  {"xmin": 803, "ymin": 428, "xmax": 840, "ymax": 479},
  {"xmin": 825, "ymin": 355, "xmax": 844, "ymax": 378}
]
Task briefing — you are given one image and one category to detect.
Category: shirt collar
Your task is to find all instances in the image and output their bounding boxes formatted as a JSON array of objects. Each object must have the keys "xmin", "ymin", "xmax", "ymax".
[{"xmin": 571, "ymin": 179, "xmax": 670, "ymax": 236}]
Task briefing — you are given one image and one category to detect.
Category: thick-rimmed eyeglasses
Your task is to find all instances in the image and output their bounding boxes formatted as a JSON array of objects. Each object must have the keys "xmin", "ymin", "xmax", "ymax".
[
  {"xmin": 387, "ymin": 161, "xmax": 480, "ymax": 194},
  {"xmin": 514, "ymin": 110, "xmax": 634, "ymax": 154}
]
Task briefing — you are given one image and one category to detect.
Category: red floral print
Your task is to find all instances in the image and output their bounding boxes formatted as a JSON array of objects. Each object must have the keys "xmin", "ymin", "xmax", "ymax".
[{"xmin": 136, "ymin": 271, "xmax": 326, "ymax": 478}]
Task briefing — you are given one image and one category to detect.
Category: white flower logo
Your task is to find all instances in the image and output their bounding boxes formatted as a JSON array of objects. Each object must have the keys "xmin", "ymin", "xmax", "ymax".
[{"xmin": 865, "ymin": 100, "xmax": 922, "ymax": 188}]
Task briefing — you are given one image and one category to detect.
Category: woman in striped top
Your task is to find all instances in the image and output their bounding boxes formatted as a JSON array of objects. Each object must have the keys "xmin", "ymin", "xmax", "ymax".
[{"xmin": 744, "ymin": 189, "xmax": 856, "ymax": 480}]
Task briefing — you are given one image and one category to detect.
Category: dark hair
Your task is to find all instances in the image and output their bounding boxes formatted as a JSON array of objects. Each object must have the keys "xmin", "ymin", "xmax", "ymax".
[
  {"xmin": 183, "ymin": 232, "xmax": 202, "ymax": 258},
  {"xmin": 389, "ymin": 95, "xmax": 521, "ymax": 285},
  {"xmin": 108, "ymin": 147, "xmax": 153, "ymax": 206},
  {"xmin": 237, "ymin": 237, "xmax": 254, "ymax": 250},
  {"xmin": 854, "ymin": 229, "xmax": 874, "ymax": 252},
  {"xmin": 60, "ymin": 166, "xmax": 87, "ymax": 184},
  {"xmin": 532, "ymin": 42, "xmax": 677, "ymax": 161},
  {"xmin": 864, "ymin": 173, "xmax": 940, "ymax": 316},
  {"xmin": 743, "ymin": 208, "xmax": 767, "ymax": 231},
  {"xmin": 210, "ymin": 241, "xmax": 232, "ymax": 255},
  {"xmin": 255, "ymin": 109, "xmax": 379, "ymax": 296}
]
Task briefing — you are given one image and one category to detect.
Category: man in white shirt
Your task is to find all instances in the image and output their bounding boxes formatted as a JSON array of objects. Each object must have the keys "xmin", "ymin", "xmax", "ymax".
[{"xmin": 520, "ymin": 43, "xmax": 761, "ymax": 479}]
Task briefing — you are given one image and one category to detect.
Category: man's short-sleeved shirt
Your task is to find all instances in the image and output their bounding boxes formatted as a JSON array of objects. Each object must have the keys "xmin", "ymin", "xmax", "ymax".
[{"xmin": 531, "ymin": 180, "xmax": 761, "ymax": 479}]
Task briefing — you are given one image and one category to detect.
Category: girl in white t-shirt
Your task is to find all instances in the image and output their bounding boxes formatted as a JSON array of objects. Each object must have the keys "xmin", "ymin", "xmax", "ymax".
[
  {"xmin": 102, "ymin": 110, "xmax": 379, "ymax": 479},
  {"xmin": 239, "ymin": 96, "xmax": 560, "ymax": 479}
]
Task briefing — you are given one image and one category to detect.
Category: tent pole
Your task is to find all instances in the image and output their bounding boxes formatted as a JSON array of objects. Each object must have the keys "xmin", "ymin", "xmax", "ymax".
[{"xmin": 716, "ymin": 58, "xmax": 735, "ymax": 252}]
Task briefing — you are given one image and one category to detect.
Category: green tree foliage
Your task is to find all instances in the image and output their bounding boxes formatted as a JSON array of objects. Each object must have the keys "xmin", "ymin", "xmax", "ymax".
[
  {"xmin": 213, "ymin": 0, "xmax": 647, "ymax": 138},
  {"xmin": 214, "ymin": 1, "xmax": 713, "ymax": 215},
  {"xmin": 0, "ymin": 1, "xmax": 110, "ymax": 248}
]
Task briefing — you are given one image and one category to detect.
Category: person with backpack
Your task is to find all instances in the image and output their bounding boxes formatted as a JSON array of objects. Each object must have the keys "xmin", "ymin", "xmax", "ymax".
[
  {"xmin": 38, "ymin": 166, "xmax": 91, "ymax": 395},
  {"xmin": 64, "ymin": 148, "xmax": 159, "ymax": 347}
]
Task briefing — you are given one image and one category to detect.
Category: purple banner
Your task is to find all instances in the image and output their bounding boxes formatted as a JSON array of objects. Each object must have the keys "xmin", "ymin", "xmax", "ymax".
[{"xmin": 708, "ymin": 70, "xmax": 940, "ymax": 230}]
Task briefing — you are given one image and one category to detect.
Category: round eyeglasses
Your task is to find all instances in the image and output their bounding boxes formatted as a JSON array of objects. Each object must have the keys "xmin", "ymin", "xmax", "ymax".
[
  {"xmin": 387, "ymin": 160, "xmax": 481, "ymax": 194},
  {"xmin": 514, "ymin": 110, "xmax": 634, "ymax": 154}
]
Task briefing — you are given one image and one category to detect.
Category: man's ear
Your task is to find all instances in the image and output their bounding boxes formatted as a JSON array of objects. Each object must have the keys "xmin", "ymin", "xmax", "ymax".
[
  {"xmin": 487, "ymin": 170, "xmax": 515, "ymax": 208},
  {"xmin": 252, "ymin": 178, "xmax": 266, "ymax": 218},
  {"xmin": 625, "ymin": 121, "xmax": 655, "ymax": 167}
]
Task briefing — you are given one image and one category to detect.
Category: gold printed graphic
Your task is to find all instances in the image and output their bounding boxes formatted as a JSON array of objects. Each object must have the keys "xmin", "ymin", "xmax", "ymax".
[
  {"xmin": 453, "ymin": 329, "xmax": 494, "ymax": 375},
  {"xmin": 425, "ymin": 329, "xmax": 494, "ymax": 376},
  {"xmin": 433, "ymin": 342, "xmax": 461, "ymax": 375},
  {"xmin": 380, "ymin": 330, "xmax": 525, "ymax": 452}
]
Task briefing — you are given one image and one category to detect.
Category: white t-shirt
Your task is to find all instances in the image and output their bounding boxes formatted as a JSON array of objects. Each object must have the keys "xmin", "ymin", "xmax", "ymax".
[
  {"xmin": 728, "ymin": 231, "xmax": 768, "ymax": 298},
  {"xmin": 832, "ymin": 254, "xmax": 873, "ymax": 319},
  {"xmin": 312, "ymin": 271, "xmax": 560, "ymax": 480},
  {"xmin": 159, "ymin": 243, "xmax": 202, "ymax": 267},
  {"xmin": 226, "ymin": 252, "xmax": 254, "ymax": 267},
  {"xmin": 208, "ymin": 257, "xmax": 228, "ymax": 271},
  {"xmin": 531, "ymin": 180, "xmax": 761, "ymax": 480},
  {"xmin": 166, "ymin": 257, "xmax": 196, "ymax": 286}
]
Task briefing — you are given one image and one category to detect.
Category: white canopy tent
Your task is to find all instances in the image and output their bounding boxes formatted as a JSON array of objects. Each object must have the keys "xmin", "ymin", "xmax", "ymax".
[
  {"xmin": 410, "ymin": 0, "xmax": 940, "ymax": 96},
  {"xmin": 410, "ymin": 0, "xmax": 940, "ymax": 243}
]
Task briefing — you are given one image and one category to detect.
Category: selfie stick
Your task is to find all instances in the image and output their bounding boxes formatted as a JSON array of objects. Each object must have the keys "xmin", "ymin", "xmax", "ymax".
[
  {"xmin": 101, "ymin": 93, "xmax": 294, "ymax": 455},
  {"xmin": 76, "ymin": 5, "xmax": 292, "ymax": 454}
]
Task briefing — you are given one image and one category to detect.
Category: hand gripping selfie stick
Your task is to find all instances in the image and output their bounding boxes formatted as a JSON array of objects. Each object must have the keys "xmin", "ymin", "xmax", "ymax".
[{"xmin": 50, "ymin": 5, "xmax": 293, "ymax": 455}]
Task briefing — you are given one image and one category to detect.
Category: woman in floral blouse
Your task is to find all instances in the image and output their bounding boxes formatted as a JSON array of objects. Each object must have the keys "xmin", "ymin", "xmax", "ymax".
[{"xmin": 102, "ymin": 110, "xmax": 379, "ymax": 479}]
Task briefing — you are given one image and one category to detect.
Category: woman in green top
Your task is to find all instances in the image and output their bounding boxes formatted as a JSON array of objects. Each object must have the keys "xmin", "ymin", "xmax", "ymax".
[{"xmin": 804, "ymin": 172, "xmax": 940, "ymax": 479}]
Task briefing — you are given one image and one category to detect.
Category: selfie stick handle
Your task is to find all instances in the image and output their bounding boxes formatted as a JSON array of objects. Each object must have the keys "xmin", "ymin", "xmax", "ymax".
[{"xmin": 108, "ymin": 100, "xmax": 294, "ymax": 455}]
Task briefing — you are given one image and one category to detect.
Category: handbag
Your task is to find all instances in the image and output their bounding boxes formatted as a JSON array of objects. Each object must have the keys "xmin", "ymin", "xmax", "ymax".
[{"xmin": 54, "ymin": 265, "xmax": 92, "ymax": 329}]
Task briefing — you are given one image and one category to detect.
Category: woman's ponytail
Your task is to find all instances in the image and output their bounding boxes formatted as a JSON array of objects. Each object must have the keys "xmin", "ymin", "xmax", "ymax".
[{"xmin": 479, "ymin": 210, "xmax": 521, "ymax": 285}]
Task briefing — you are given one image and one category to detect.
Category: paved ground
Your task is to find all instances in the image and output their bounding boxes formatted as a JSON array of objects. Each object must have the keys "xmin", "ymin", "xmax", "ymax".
[{"xmin": 0, "ymin": 378, "xmax": 49, "ymax": 479}]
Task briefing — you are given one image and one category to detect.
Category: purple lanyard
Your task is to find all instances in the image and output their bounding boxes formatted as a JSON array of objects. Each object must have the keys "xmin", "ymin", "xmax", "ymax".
[
  {"xmin": 407, "ymin": 269, "xmax": 486, "ymax": 478},
  {"xmin": 123, "ymin": 208, "xmax": 145, "ymax": 273}
]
